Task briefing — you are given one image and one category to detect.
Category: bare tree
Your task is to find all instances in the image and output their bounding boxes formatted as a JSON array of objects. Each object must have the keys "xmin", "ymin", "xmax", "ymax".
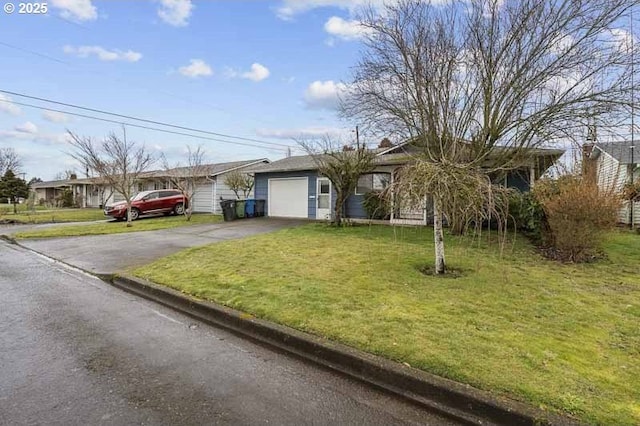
[
  {"xmin": 343, "ymin": 0, "xmax": 638, "ymax": 274},
  {"xmin": 0, "ymin": 147, "xmax": 21, "ymax": 176},
  {"xmin": 161, "ymin": 145, "xmax": 208, "ymax": 221},
  {"xmin": 223, "ymin": 170, "xmax": 254, "ymax": 200},
  {"xmin": 299, "ymin": 136, "xmax": 376, "ymax": 226},
  {"xmin": 68, "ymin": 128, "xmax": 154, "ymax": 227}
]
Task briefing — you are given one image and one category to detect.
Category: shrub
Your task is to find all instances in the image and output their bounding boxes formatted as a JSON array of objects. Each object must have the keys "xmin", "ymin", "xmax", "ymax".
[
  {"xmin": 533, "ymin": 176, "xmax": 621, "ymax": 262},
  {"xmin": 508, "ymin": 190, "xmax": 548, "ymax": 243},
  {"xmin": 362, "ymin": 190, "xmax": 391, "ymax": 220},
  {"xmin": 55, "ymin": 188, "xmax": 74, "ymax": 208}
]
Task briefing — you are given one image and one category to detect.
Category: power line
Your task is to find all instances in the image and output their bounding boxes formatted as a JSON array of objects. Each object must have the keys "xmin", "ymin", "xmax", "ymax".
[
  {"xmin": 0, "ymin": 41, "xmax": 69, "ymax": 65},
  {"xmin": 0, "ymin": 98, "xmax": 292, "ymax": 153},
  {"xmin": 0, "ymin": 89, "xmax": 294, "ymax": 149}
]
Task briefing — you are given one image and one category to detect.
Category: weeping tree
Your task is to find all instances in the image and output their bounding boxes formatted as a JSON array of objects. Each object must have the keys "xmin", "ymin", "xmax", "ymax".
[
  {"xmin": 161, "ymin": 145, "xmax": 208, "ymax": 221},
  {"xmin": 343, "ymin": 0, "xmax": 638, "ymax": 274},
  {"xmin": 298, "ymin": 136, "xmax": 376, "ymax": 226},
  {"xmin": 68, "ymin": 128, "xmax": 154, "ymax": 227}
]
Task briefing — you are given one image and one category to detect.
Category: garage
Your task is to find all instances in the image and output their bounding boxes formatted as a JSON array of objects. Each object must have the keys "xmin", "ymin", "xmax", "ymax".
[
  {"xmin": 192, "ymin": 182, "xmax": 214, "ymax": 213},
  {"xmin": 268, "ymin": 178, "xmax": 308, "ymax": 218}
]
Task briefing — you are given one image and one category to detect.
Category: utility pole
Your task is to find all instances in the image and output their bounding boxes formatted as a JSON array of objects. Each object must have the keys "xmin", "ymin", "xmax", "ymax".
[
  {"xmin": 355, "ymin": 125, "xmax": 360, "ymax": 150},
  {"xmin": 631, "ymin": 8, "xmax": 636, "ymax": 229}
]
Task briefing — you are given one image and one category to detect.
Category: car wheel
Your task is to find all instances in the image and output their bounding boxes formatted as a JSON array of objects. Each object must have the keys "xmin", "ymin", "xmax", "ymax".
[
  {"xmin": 129, "ymin": 208, "xmax": 140, "ymax": 221},
  {"xmin": 174, "ymin": 203, "xmax": 185, "ymax": 215}
]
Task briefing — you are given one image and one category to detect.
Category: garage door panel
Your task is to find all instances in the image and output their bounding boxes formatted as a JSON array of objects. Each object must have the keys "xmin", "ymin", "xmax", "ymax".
[
  {"xmin": 269, "ymin": 178, "xmax": 308, "ymax": 218},
  {"xmin": 193, "ymin": 183, "xmax": 213, "ymax": 213}
]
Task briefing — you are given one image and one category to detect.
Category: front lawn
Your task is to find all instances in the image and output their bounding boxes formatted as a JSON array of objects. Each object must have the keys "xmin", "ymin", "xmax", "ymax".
[
  {"xmin": 14, "ymin": 213, "xmax": 223, "ymax": 238},
  {"xmin": 0, "ymin": 208, "xmax": 105, "ymax": 224},
  {"xmin": 132, "ymin": 224, "xmax": 640, "ymax": 425}
]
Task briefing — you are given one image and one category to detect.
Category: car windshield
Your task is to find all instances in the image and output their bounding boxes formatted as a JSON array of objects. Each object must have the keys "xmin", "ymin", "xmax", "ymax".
[{"xmin": 133, "ymin": 191, "xmax": 152, "ymax": 201}]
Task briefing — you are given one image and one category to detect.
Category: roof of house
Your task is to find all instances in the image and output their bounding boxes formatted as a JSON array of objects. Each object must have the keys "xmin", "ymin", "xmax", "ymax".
[
  {"xmin": 250, "ymin": 144, "xmax": 564, "ymax": 174},
  {"xmin": 31, "ymin": 179, "xmax": 76, "ymax": 189},
  {"xmin": 592, "ymin": 141, "xmax": 637, "ymax": 164},
  {"xmin": 30, "ymin": 159, "xmax": 269, "ymax": 189},
  {"xmin": 139, "ymin": 158, "xmax": 269, "ymax": 179}
]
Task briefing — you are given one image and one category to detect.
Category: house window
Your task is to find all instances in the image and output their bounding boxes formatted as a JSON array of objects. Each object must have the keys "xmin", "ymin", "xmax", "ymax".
[{"xmin": 356, "ymin": 173, "xmax": 390, "ymax": 195}]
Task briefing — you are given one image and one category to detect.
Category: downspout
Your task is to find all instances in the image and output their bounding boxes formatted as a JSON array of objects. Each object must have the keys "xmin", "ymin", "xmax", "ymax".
[{"xmin": 206, "ymin": 175, "xmax": 216, "ymax": 214}]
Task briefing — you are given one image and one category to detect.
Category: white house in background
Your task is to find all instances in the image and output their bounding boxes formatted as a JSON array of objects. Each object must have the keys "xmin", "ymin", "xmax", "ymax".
[
  {"xmin": 31, "ymin": 159, "xmax": 269, "ymax": 214},
  {"xmin": 589, "ymin": 141, "xmax": 639, "ymax": 226}
]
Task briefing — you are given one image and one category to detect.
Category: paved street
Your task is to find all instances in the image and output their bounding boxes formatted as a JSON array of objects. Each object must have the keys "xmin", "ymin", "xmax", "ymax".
[
  {"xmin": 15, "ymin": 218, "xmax": 305, "ymax": 274},
  {"xmin": 0, "ymin": 241, "xmax": 456, "ymax": 425}
]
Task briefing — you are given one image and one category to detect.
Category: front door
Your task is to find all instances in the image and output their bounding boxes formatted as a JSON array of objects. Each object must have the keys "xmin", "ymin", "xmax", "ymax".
[{"xmin": 316, "ymin": 178, "xmax": 332, "ymax": 220}]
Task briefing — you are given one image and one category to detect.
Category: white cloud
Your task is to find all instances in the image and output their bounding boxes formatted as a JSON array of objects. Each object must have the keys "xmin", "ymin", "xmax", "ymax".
[
  {"xmin": 158, "ymin": 0, "xmax": 193, "ymax": 27},
  {"xmin": 324, "ymin": 16, "xmax": 372, "ymax": 41},
  {"xmin": 256, "ymin": 126, "xmax": 347, "ymax": 140},
  {"xmin": 242, "ymin": 63, "xmax": 270, "ymax": 82},
  {"xmin": 63, "ymin": 45, "xmax": 142, "ymax": 62},
  {"xmin": 227, "ymin": 63, "xmax": 271, "ymax": 82},
  {"xmin": 609, "ymin": 28, "xmax": 637, "ymax": 53},
  {"xmin": 178, "ymin": 59, "xmax": 213, "ymax": 78},
  {"xmin": 42, "ymin": 110, "xmax": 70, "ymax": 123},
  {"xmin": 304, "ymin": 80, "xmax": 348, "ymax": 110},
  {"xmin": 0, "ymin": 94, "xmax": 21, "ymax": 116},
  {"xmin": 0, "ymin": 128, "xmax": 70, "ymax": 146},
  {"xmin": 15, "ymin": 122, "xmax": 38, "ymax": 134},
  {"xmin": 275, "ymin": 0, "xmax": 373, "ymax": 20},
  {"xmin": 275, "ymin": 0, "xmax": 454, "ymax": 20},
  {"xmin": 50, "ymin": 0, "xmax": 97, "ymax": 21}
]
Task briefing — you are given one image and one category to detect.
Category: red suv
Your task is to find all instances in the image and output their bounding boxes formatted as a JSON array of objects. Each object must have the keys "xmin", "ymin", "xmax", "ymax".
[{"xmin": 104, "ymin": 190, "xmax": 187, "ymax": 221}]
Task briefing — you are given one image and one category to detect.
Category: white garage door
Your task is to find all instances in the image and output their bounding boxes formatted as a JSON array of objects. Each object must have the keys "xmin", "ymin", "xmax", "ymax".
[
  {"xmin": 269, "ymin": 178, "xmax": 308, "ymax": 218},
  {"xmin": 192, "ymin": 182, "xmax": 214, "ymax": 213}
]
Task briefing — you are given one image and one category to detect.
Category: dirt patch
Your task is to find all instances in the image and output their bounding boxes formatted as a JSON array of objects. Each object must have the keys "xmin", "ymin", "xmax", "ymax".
[{"xmin": 416, "ymin": 264, "xmax": 465, "ymax": 278}]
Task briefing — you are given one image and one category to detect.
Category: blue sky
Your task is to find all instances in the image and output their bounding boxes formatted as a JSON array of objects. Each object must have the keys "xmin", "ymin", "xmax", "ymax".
[{"xmin": 0, "ymin": 0, "xmax": 374, "ymax": 180}]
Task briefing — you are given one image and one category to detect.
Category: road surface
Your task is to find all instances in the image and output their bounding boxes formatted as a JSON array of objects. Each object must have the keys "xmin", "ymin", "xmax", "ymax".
[{"xmin": 0, "ymin": 241, "xmax": 457, "ymax": 425}]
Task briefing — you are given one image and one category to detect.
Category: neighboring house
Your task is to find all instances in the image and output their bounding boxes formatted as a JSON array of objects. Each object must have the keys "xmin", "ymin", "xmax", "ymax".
[
  {"xmin": 589, "ymin": 141, "xmax": 639, "ymax": 226},
  {"xmin": 30, "ymin": 159, "xmax": 268, "ymax": 214},
  {"xmin": 31, "ymin": 177, "xmax": 94, "ymax": 206},
  {"xmin": 250, "ymin": 142, "xmax": 563, "ymax": 225}
]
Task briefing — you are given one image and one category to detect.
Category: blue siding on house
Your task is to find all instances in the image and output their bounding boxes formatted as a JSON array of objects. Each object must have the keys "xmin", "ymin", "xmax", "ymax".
[
  {"xmin": 346, "ymin": 193, "xmax": 367, "ymax": 219},
  {"xmin": 254, "ymin": 170, "xmax": 318, "ymax": 219}
]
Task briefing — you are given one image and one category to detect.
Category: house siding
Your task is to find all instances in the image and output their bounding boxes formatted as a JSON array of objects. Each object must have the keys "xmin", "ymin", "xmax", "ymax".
[
  {"xmin": 255, "ymin": 170, "xmax": 318, "ymax": 219},
  {"xmin": 346, "ymin": 194, "xmax": 367, "ymax": 218},
  {"xmin": 594, "ymin": 149, "xmax": 639, "ymax": 224}
]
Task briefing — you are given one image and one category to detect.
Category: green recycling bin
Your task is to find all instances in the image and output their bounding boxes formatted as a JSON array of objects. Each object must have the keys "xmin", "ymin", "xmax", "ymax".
[{"xmin": 235, "ymin": 199, "xmax": 246, "ymax": 218}]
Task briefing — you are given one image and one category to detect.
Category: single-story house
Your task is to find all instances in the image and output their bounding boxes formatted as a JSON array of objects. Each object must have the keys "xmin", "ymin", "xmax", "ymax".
[
  {"xmin": 31, "ymin": 177, "xmax": 93, "ymax": 206},
  {"xmin": 589, "ymin": 141, "xmax": 639, "ymax": 226},
  {"xmin": 250, "ymin": 142, "xmax": 564, "ymax": 225},
  {"xmin": 31, "ymin": 159, "xmax": 268, "ymax": 214}
]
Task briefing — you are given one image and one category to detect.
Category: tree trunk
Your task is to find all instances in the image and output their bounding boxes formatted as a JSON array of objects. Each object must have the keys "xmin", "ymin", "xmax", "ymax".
[
  {"xmin": 126, "ymin": 203, "xmax": 132, "ymax": 227},
  {"xmin": 334, "ymin": 191, "xmax": 343, "ymax": 226},
  {"xmin": 13, "ymin": 197, "xmax": 17, "ymax": 214},
  {"xmin": 433, "ymin": 197, "xmax": 446, "ymax": 274}
]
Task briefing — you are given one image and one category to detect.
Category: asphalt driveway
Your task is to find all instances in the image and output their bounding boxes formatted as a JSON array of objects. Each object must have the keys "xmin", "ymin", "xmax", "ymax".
[{"xmin": 18, "ymin": 218, "xmax": 304, "ymax": 274}]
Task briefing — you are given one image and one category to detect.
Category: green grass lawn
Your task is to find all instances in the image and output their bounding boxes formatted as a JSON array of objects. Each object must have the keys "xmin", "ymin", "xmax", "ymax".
[
  {"xmin": 0, "ymin": 203, "xmax": 47, "ymax": 214},
  {"xmin": 0, "ymin": 208, "xmax": 105, "ymax": 223},
  {"xmin": 132, "ymin": 224, "xmax": 640, "ymax": 425},
  {"xmin": 14, "ymin": 213, "xmax": 223, "ymax": 238}
]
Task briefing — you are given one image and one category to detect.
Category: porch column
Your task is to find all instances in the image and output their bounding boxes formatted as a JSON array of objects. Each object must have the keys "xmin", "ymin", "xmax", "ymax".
[{"xmin": 529, "ymin": 165, "xmax": 536, "ymax": 188}]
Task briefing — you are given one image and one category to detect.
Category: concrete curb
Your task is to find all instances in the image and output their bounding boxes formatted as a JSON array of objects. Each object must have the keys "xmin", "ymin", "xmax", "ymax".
[{"xmin": 107, "ymin": 273, "xmax": 580, "ymax": 426}]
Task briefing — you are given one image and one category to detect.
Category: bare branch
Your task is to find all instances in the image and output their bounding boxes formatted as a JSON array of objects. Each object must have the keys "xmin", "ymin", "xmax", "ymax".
[
  {"xmin": 161, "ymin": 145, "xmax": 208, "ymax": 220},
  {"xmin": 68, "ymin": 128, "xmax": 154, "ymax": 226}
]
